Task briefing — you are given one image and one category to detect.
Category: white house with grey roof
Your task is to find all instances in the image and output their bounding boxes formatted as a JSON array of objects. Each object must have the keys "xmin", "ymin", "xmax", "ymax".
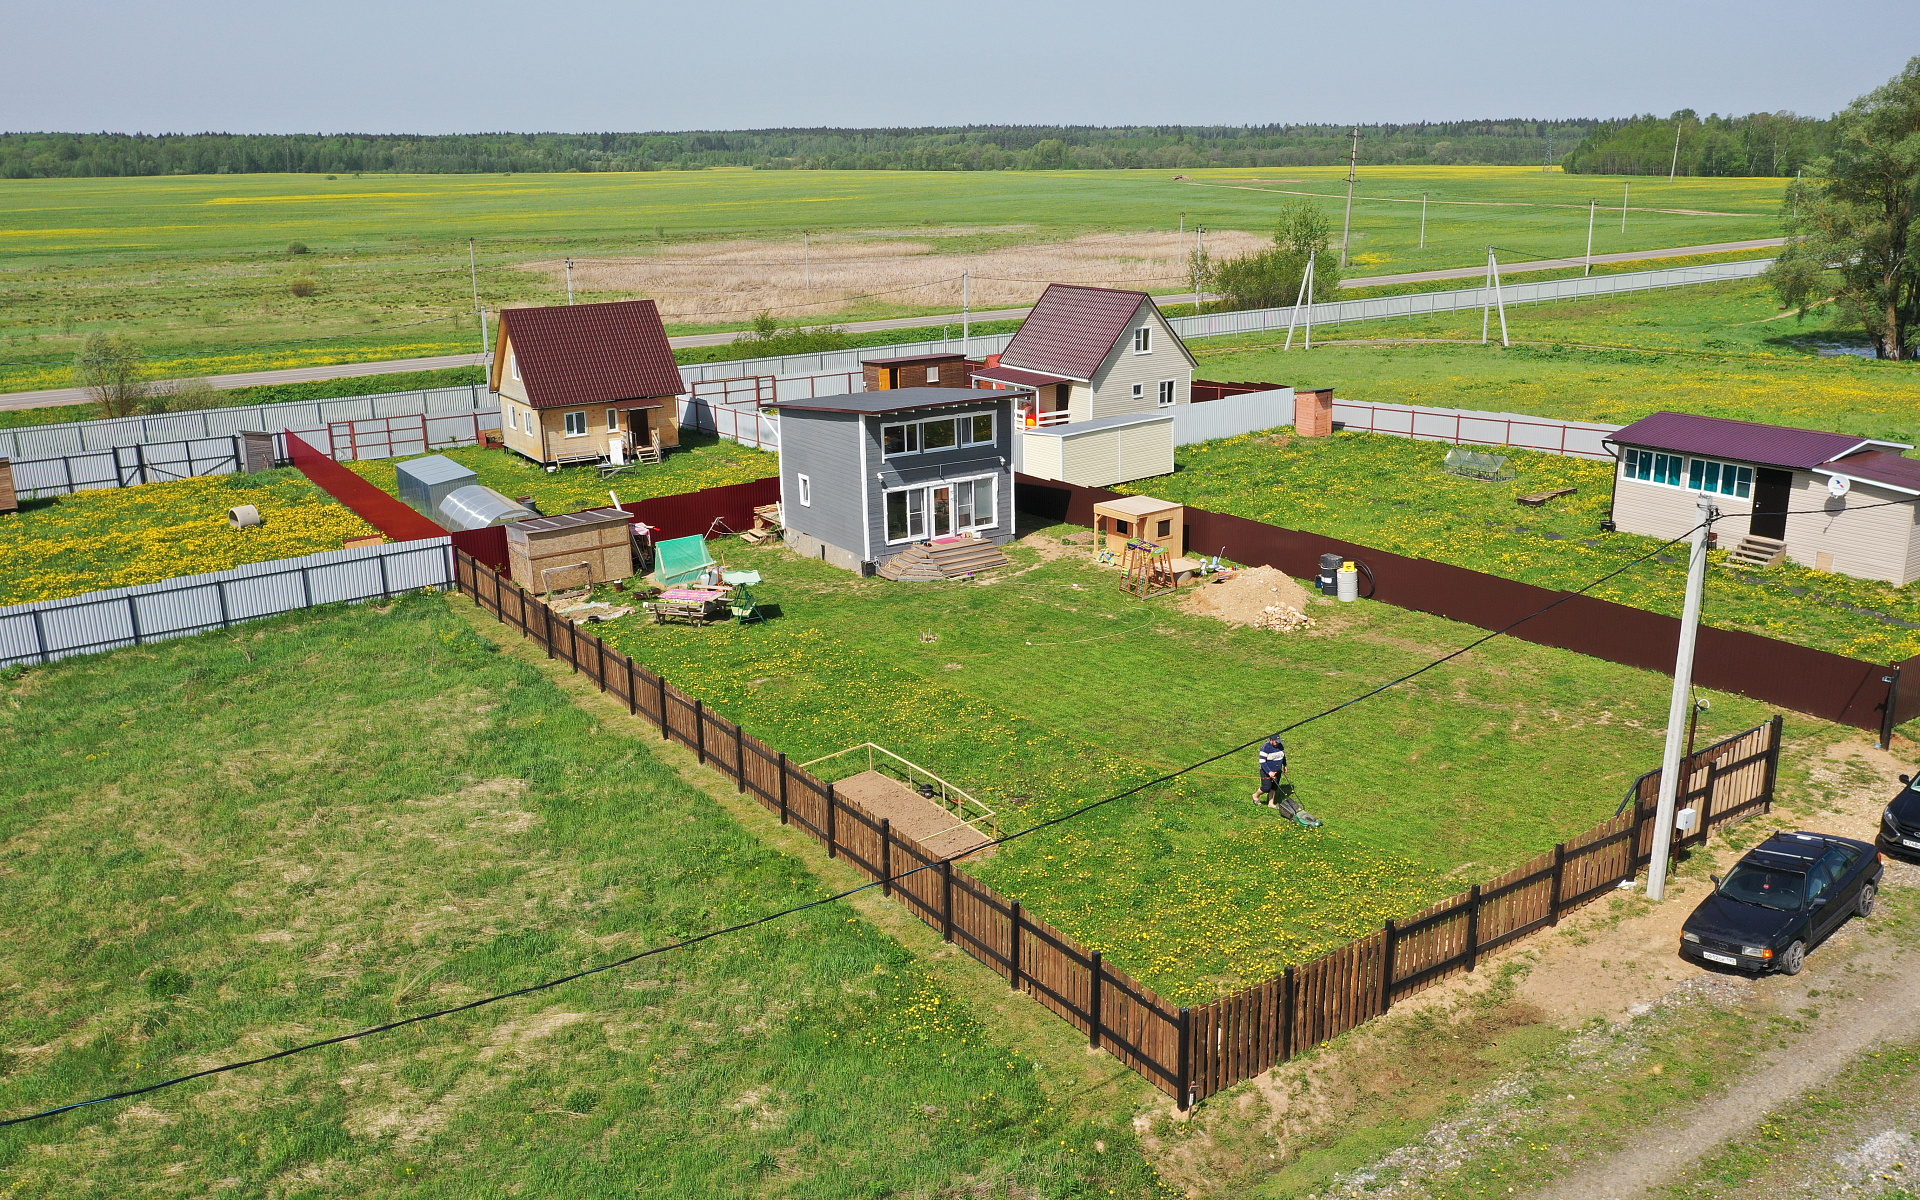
[
  {"xmin": 970, "ymin": 283, "xmax": 1196, "ymax": 488},
  {"xmin": 1606, "ymin": 411, "xmax": 1920, "ymax": 583},
  {"xmin": 775, "ymin": 388, "xmax": 1015, "ymax": 575}
]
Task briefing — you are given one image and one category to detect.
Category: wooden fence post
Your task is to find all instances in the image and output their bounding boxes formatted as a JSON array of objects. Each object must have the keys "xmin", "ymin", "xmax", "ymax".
[
  {"xmin": 1088, "ymin": 950, "xmax": 1103, "ymax": 1050},
  {"xmin": 694, "ymin": 699, "xmax": 706, "ymax": 764},
  {"xmin": 658, "ymin": 675, "xmax": 671, "ymax": 739},
  {"xmin": 881, "ymin": 819, "xmax": 892, "ymax": 898},
  {"xmin": 1008, "ymin": 900, "xmax": 1022, "ymax": 990},
  {"xmin": 1549, "ymin": 843, "xmax": 1566, "ymax": 926},
  {"xmin": 1761, "ymin": 714, "xmax": 1784, "ymax": 813},
  {"xmin": 626, "ymin": 657, "xmax": 638, "ymax": 716},
  {"xmin": 1281, "ymin": 965, "xmax": 1296, "ymax": 1062},
  {"xmin": 594, "ymin": 637, "xmax": 607, "ymax": 691},
  {"xmin": 826, "ymin": 784, "xmax": 838, "ymax": 859},
  {"xmin": 1177, "ymin": 1007, "xmax": 1193, "ymax": 1111},
  {"xmin": 1380, "ymin": 920, "xmax": 1397, "ymax": 1012},
  {"xmin": 542, "ymin": 604, "xmax": 554, "ymax": 659},
  {"xmin": 940, "ymin": 860, "xmax": 954, "ymax": 942},
  {"xmin": 566, "ymin": 620, "xmax": 579, "ymax": 673},
  {"xmin": 734, "ymin": 723, "xmax": 747, "ymax": 793},
  {"xmin": 1465, "ymin": 885, "xmax": 1482, "ymax": 972},
  {"xmin": 777, "ymin": 754, "xmax": 789, "ymax": 825}
]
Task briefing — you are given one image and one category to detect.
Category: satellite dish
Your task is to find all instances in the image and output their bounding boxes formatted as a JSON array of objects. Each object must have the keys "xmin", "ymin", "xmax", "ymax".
[{"xmin": 1828, "ymin": 474, "xmax": 1851, "ymax": 498}]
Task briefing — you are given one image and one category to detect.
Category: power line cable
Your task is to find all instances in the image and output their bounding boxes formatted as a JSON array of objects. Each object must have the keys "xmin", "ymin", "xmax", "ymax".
[{"xmin": 0, "ymin": 522, "xmax": 1702, "ymax": 1131}]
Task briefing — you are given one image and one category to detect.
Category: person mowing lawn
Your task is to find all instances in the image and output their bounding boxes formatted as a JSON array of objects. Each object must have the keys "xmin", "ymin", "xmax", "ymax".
[{"xmin": 1254, "ymin": 734, "xmax": 1322, "ymax": 827}]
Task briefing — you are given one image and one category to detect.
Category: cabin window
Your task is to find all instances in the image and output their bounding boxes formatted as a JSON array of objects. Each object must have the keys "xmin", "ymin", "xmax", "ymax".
[
  {"xmin": 564, "ymin": 411, "xmax": 587, "ymax": 437},
  {"xmin": 1133, "ymin": 327, "xmax": 1152, "ymax": 353},
  {"xmin": 921, "ymin": 418, "xmax": 957, "ymax": 451},
  {"xmin": 509, "ymin": 352, "xmax": 520, "ymax": 381},
  {"xmin": 1158, "ymin": 380, "xmax": 1177, "ymax": 407},
  {"xmin": 523, "ymin": 409, "xmax": 533, "ymax": 433},
  {"xmin": 1157, "ymin": 518, "xmax": 1173, "ymax": 538},
  {"xmin": 1687, "ymin": 457, "xmax": 1754, "ymax": 498},
  {"xmin": 882, "ymin": 422, "xmax": 919, "ymax": 457},
  {"xmin": 885, "ymin": 487, "xmax": 924, "ymax": 541},
  {"xmin": 960, "ymin": 413, "xmax": 994, "ymax": 445},
  {"xmin": 797, "ymin": 474, "xmax": 812, "ymax": 507},
  {"xmin": 1622, "ymin": 447, "xmax": 1684, "ymax": 488},
  {"xmin": 1131, "ymin": 384, "xmax": 1145, "ymax": 402},
  {"xmin": 926, "ymin": 365, "xmax": 940, "ymax": 382}
]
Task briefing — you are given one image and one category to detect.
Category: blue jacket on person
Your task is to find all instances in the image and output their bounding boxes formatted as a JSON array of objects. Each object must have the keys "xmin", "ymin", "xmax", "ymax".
[{"xmin": 1259, "ymin": 737, "xmax": 1287, "ymax": 780}]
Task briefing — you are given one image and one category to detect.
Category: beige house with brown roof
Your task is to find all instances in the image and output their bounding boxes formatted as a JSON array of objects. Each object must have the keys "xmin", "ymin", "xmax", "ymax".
[
  {"xmin": 970, "ymin": 284, "xmax": 1196, "ymax": 487},
  {"xmin": 491, "ymin": 300, "xmax": 685, "ymax": 467}
]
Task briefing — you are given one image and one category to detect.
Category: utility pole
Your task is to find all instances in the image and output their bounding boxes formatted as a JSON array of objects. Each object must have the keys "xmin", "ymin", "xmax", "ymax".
[
  {"xmin": 1669, "ymin": 120, "xmax": 1684, "ymax": 182},
  {"xmin": 961, "ymin": 270, "xmax": 970, "ymax": 355},
  {"xmin": 1340, "ymin": 128, "xmax": 1359, "ymax": 268},
  {"xmin": 803, "ymin": 231, "xmax": 811, "ymax": 288},
  {"xmin": 1621, "ymin": 182, "xmax": 1630, "ymax": 234},
  {"xmin": 1481, "ymin": 248, "xmax": 1509, "ymax": 347},
  {"xmin": 1419, "ymin": 191, "xmax": 1428, "ymax": 251},
  {"xmin": 1195, "ymin": 227, "xmax": 1206, "ymax": 309},
  {"xmin": 1284, "ymin": 249, "xmax": 1315, "ymax": 351},
  {"xmin": 1585, "ymin": 200, "xmax": 1597, "ymax": 277},
  {"xmin": 468, "ymin": 239, "xmax": 486, "ymax": 360},
  {"xmin": 1647, "ymin": 496, "xmax": 1718, "ymax": 902},
  {"xmin": 565, "ymin": 258, "xmax": 575, "ymax": 304}
]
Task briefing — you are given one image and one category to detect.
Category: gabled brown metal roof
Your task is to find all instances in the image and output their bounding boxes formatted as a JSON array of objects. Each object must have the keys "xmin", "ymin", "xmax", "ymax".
[
  {"xmin": 1820, "ymin": 450, "xmax": 1920, "ymax": 496},
  {"xmin": 996, "ymin": 284, "xmax": 1156, "ymax": 381},
  {"xmin": 492, "ymin": 300, "xmax": 685, "ymax": 410},
  {"xmin": 1608, "ymin": 411, "xmax": 1878, "ymax": 471}
]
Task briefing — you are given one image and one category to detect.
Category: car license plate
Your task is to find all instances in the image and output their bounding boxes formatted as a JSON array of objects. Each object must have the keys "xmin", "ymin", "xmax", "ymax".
[
  {"xmin": 1903, "ymin": 838, "xmax": 1920, "ymax": 849},
  {"xmin": 1702, "ymin": 951, "xmax": 1739, "ymax": 965}
]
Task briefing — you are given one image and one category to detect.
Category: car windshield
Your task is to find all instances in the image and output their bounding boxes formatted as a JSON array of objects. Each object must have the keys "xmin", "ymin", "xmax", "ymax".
[{"xmin": 1719, "ymin": 863, "xmax": 1805, "ymax": 911}]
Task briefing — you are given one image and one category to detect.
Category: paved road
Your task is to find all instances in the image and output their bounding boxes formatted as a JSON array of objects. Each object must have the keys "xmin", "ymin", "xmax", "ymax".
[{"xmin": 0, "ymin": 238, "xmax": 1782, "ymax": 414}]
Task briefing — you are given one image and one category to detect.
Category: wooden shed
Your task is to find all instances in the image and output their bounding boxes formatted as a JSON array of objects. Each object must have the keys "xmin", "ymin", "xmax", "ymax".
[
  {"xmin": 0, "ymin": 459, "xmax": 15, "ymax": 516},
  {"xmin": 1092, "ymin": 494, "xmax": 1183, "ymax": 554},
  {"xmin": 506, "ymin": 507, "xmax": 634, "ymax": 592}
]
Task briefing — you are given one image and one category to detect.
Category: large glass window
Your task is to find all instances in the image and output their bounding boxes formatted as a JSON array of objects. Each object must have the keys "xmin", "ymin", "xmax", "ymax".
[
  {"xmin": 961, "ymin": 413, "xmax": 994, "ymax": 445},
  {"xmin": 882, "ymin": 422, "xmax": 919, "ymax": 457},
  {"xmin": 564, "ymin": 411, "xmax": 587, "ymax": 436},
  {"xmin": 1623, "ymin": 447, "xmax": 1684, "ymax": 487},
  {"xmin": 1688, "ymin": 457, "xmax": 1755, "ymax": 498},
  {"xmin": 885, "ymin": 488, "xmax": 924, "ymax": 541},
  {"xmin": 921, "ymin": 419, "xmax": 957, "ymax": 451},
  {"xmin": 884, "ymin": 476, "xmax": 995, "ymax": 544},
  {"xmin": 882, "ymin": 412, "xmax": 994, "ymax": 457}
]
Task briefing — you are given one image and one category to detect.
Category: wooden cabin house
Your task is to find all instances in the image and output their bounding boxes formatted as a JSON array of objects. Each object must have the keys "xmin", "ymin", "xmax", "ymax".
[{"xmin": 490, "ymin": 300, "xmax": 685, "ymax": 467}]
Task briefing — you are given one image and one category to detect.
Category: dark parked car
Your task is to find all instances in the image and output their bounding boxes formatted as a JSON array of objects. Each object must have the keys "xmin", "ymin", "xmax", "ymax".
[
  {"xmin": 1880, "ymin": 772, "xmax": 1920, "ymax": 860},
  {"xmin": 1680, "ymin": 831, "xmax": 1884, "ymax": 976}
]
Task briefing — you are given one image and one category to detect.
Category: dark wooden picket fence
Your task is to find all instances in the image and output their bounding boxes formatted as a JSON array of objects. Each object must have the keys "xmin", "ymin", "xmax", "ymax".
[{"xmin": 453, "ymin": 549, "xmax": 1783, "ymax": 1109}]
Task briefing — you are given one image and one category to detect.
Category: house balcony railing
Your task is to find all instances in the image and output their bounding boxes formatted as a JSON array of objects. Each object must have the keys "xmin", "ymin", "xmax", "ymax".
[{"xmin": 1021, "ymin": 409, "xmax": 1073, "ymax": 428}]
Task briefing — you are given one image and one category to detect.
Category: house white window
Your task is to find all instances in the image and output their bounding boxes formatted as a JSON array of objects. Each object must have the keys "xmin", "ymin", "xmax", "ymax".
[
  {"xmin": 882, "ymin": 410, "xmax": 995, "ymax": 457},
  {"xmin": 607, "ymin": 409, "xmax": 620, "ymax": 431},
  {"xmin": 1622, "ymin": 447, "xmax": 1684, "ymax": 487},
  {"xmin": 564, "ymin": 411, "xmax": 587, "ymax": 437},
  {"xmin": 1131, "ymin": 383, "xmax": 1144, "ymax": 403},
  {"xmin": 926, "ymin": 365, "xmax": 940, "ymax": 382},
  {"xmin": 1133, "ymin": 326, "xmax": 1152, "ymax": 354},
  {"xmin": 523, "ymin": 409, "xmax": 533, "ymax": 433},
  {"xmin": 1158, "ymin": 380, "xmax": 1177, "ymax": 407},
  {"xmin": 884, "ymin": 475, "xmax": 997, "ymax": 544},
  {"xmin": 1687, "ymin": 457, "xmax": 1755, "ymax": 498},
  {"xmin": 509, "ymin": 352, "xmax": 520, "ymax": 381},
  {"xmin": 797, "ymin": 474, "xmax": 812, "ymax": 507}
]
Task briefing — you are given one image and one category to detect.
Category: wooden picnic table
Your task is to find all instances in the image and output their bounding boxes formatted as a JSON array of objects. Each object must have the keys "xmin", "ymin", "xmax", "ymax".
[{"xmin": 646, "ymin": 585, "xmax": 732, "ymax": 625}]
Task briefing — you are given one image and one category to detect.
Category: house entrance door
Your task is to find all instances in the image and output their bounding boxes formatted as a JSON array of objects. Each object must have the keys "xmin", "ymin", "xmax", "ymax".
[
  {"xmin": 1750, "ymin": 468, "xmax": 1793, "ymax": 540},
  {"xmin": 930, "ymin": 486, "xmax": 953, "ymax": 538}
]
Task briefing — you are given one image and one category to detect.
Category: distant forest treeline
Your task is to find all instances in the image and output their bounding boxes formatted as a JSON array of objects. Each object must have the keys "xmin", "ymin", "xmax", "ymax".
[
  {"xmin": 0, "ymin": 121, "xmax": 1609, "ymax": 178},
  {"xmin": 1561, "ymin": 110, "xmax": 1833, "ymax": 176}
]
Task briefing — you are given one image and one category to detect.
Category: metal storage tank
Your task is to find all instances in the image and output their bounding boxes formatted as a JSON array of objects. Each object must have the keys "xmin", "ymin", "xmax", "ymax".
[
  {"xmin": 396, "ymin": 455, "xmax": 478, "ymax": 516},
  {"xmin": 436, "ymin": 485, "xmax": 538, "ymax": 531}
]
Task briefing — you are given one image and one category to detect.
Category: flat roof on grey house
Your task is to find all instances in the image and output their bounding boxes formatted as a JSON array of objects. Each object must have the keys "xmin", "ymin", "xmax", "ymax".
[{"xmin": 774, "ymin": 387, "xmax": 1007, "ymax": 415}]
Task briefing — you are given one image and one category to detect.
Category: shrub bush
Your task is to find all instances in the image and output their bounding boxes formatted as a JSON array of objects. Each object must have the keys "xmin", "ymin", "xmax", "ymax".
[
  {"xmin": 287, "ymin": 241, "xmax": 309, "ymax": 254},
  {"xmin": 288, "ymin": 277, "xmax": 316, "ymax": 298}
]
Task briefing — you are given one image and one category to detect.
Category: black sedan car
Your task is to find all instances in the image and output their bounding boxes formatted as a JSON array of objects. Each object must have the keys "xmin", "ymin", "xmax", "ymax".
[
  {"xmin": 1880, "ymin": 772, "xmax": 1920, "ymax": 860},
  {"xmin": 1680, "ymin": 831, "xmax": 1883, "ymax": 976}
]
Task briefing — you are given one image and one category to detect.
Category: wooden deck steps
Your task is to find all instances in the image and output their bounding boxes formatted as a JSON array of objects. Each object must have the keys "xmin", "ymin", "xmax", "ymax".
[
  {"xmin": 877, "ymin": 537, "xmax": 1010, "ymax": 582},
  {"xmin": 1723, "ymin": 534, "xmax": 1787, "ymax": 571}
]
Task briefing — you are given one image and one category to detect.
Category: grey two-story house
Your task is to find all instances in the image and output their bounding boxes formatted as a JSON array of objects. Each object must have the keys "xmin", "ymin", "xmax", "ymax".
[{"xmin": 776, "ymin": 388, "xmax": 1017, "ymax": 576}]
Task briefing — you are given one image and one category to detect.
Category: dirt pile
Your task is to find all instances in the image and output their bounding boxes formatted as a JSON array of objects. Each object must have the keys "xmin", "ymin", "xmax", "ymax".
[{"xmin": 1180, "ymin": 566, "xmax": 1319, "ymax": 631}]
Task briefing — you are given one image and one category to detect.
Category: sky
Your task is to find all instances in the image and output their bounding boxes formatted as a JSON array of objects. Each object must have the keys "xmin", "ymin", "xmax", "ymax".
[{"xmin": 2, "ymin": 0, "xmax": 1913, "ymax": 134}]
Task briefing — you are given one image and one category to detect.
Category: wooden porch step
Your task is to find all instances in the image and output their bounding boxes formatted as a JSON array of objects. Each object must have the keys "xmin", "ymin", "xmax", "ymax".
[
  {"xmin": 1723, "ymin": 534, "xmax": 1787, "ymax": 571},
  {"xmin": 878, "ymin": 537, "xmax": 1010, "ymax": 582}
]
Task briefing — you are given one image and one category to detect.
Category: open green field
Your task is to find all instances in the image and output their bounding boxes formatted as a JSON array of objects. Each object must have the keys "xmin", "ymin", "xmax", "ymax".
[
  {"xmin": 0, "ymin": 166, "xmax": 1785, "ymax": 393},
  {"xmin": 345, "ymin": 435, "xmax": 777, "ymax": 516},
  {"xmin": 0, "ymin": 468, "xmax": 374, "ymax": 605},
  {"xmin": 0, "ymin": 595, "xmax": 1167, "ymax": 1197},
  {"xmin": 1122, "ymin": 430, "xmax": 1920, "ymax": 666},
  {"xmin": 580, "ymin": 527, "xmax": 1848, "ymax": 1004}
]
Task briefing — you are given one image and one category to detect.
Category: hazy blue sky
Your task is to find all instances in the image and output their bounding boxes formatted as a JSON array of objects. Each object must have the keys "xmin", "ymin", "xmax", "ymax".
[{"xmin": 4, "ymin": 0, "xmax": 1912, "ymax": 134}]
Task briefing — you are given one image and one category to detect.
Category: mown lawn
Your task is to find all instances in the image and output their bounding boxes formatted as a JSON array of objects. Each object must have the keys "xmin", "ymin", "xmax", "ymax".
[
  {"xmin": 584, "ymin": 529, "xmax": 1850, "ymax": 1004},
  {"xmin": 1121, "ymin": 430, "xmax": 1920, "ymax": 664},
  {"xmin": 345, "ymin": 433, "xmax": 777, "ymax": 515},
  {"xmin": 0, "ymin": 468, "xmax": 374, "ymax": 606},
  {"xmin": 0, "ymin": 594, "xmax": 1167, "ymax": 1198}
]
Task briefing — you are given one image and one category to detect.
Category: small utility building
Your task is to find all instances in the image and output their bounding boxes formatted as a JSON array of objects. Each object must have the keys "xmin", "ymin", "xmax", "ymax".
[
  {"xmin": 490, "ymin": 299, "xmax": 685, "ymax": 467},
  {"xmin": 1606, "ymin": 411, "xmax": 1920, "ymax": 583},
  {"xmin": 776, "ymin": 388, "xmax": 1015, "ymax": 575},
  {"xmin": 970, "ymin": 283, "xmax": 1194, "ymax": 487}
]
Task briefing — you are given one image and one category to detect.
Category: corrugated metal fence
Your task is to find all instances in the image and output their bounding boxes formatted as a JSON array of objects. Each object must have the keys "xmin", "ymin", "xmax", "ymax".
[{"xmin": 0, "ymin": 537, "xmax": 455, "ymax": 667}]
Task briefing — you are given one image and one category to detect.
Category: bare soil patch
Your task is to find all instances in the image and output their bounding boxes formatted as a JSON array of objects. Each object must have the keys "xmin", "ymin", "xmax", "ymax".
[{"xmin": 1180, "ymin": 566, "xmax": 1320, "ymax": 629}]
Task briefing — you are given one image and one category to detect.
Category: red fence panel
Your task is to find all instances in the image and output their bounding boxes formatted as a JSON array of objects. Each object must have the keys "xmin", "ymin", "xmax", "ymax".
[{"xmin": 287, "ymin": 432, "xmax": 448, "ymax": 543}]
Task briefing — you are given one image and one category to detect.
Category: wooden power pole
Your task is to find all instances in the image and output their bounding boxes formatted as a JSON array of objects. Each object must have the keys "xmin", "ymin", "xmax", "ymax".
[{"xmin": 1340, "ymin": 128, "xmax": 1359, "ymax": 268}]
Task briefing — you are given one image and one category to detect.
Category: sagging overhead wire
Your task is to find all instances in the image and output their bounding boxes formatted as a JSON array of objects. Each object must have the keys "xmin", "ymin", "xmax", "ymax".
[{"xmin": 0, "ymin": 522, "xmax": 1703, "ymax": 1131}]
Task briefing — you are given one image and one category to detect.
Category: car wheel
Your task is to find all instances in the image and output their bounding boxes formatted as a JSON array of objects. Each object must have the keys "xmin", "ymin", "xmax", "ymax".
[
  {"xmin": 1858, "ymin": 883, "xmax": 1877, "ymax": 918},
  {"xmin": 1778, "ymin": 940, "xmax": 1806, "ymax": 976}
]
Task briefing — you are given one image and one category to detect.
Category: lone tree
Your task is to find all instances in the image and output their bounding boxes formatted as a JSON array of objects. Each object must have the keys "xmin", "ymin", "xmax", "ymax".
[
  {"xmin": 1209, "ymin": 200, "xmax": 1345, "ymax": 312},
  {"xmin": 73, "ymin": 332, "xmax": 149, "ymax": 416},
  {"xmin": 1768, "ymin": 57, "xmax": 1920, "ymax": 360}
]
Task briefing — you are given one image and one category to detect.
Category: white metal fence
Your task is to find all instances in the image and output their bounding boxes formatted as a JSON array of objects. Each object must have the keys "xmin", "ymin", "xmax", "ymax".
[
  {"xmin": 0, "ymin": 537, "xmax": 455, "ymax": 668},
  {"xmin": 1173, "ymin": 389, "xmax": 1296, "ymax": 445},
  {"xmin": 1331, "ymin": 400, "xmax": 1621, "ymax": 460}
]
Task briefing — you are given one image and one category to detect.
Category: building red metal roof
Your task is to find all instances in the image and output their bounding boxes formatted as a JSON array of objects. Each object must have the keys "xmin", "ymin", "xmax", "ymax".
[
  {"xmin": 493, "ymin": 300, "xmax": 685, "ymax": 410},
  {"xmin": 970, "ymin": 364, "xmax": 1062, "ymax": 389},
  {"xmin": 1822, "ymin": 449, "xmax": 1920, "ymax": 495},
  {"xmin": 1609, "ymin": 411, "xmax": 1871, "ymax": 471},
  {"xmin": 997, "ymin": 284, "xmax": 1153, "ymax": 381}
]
